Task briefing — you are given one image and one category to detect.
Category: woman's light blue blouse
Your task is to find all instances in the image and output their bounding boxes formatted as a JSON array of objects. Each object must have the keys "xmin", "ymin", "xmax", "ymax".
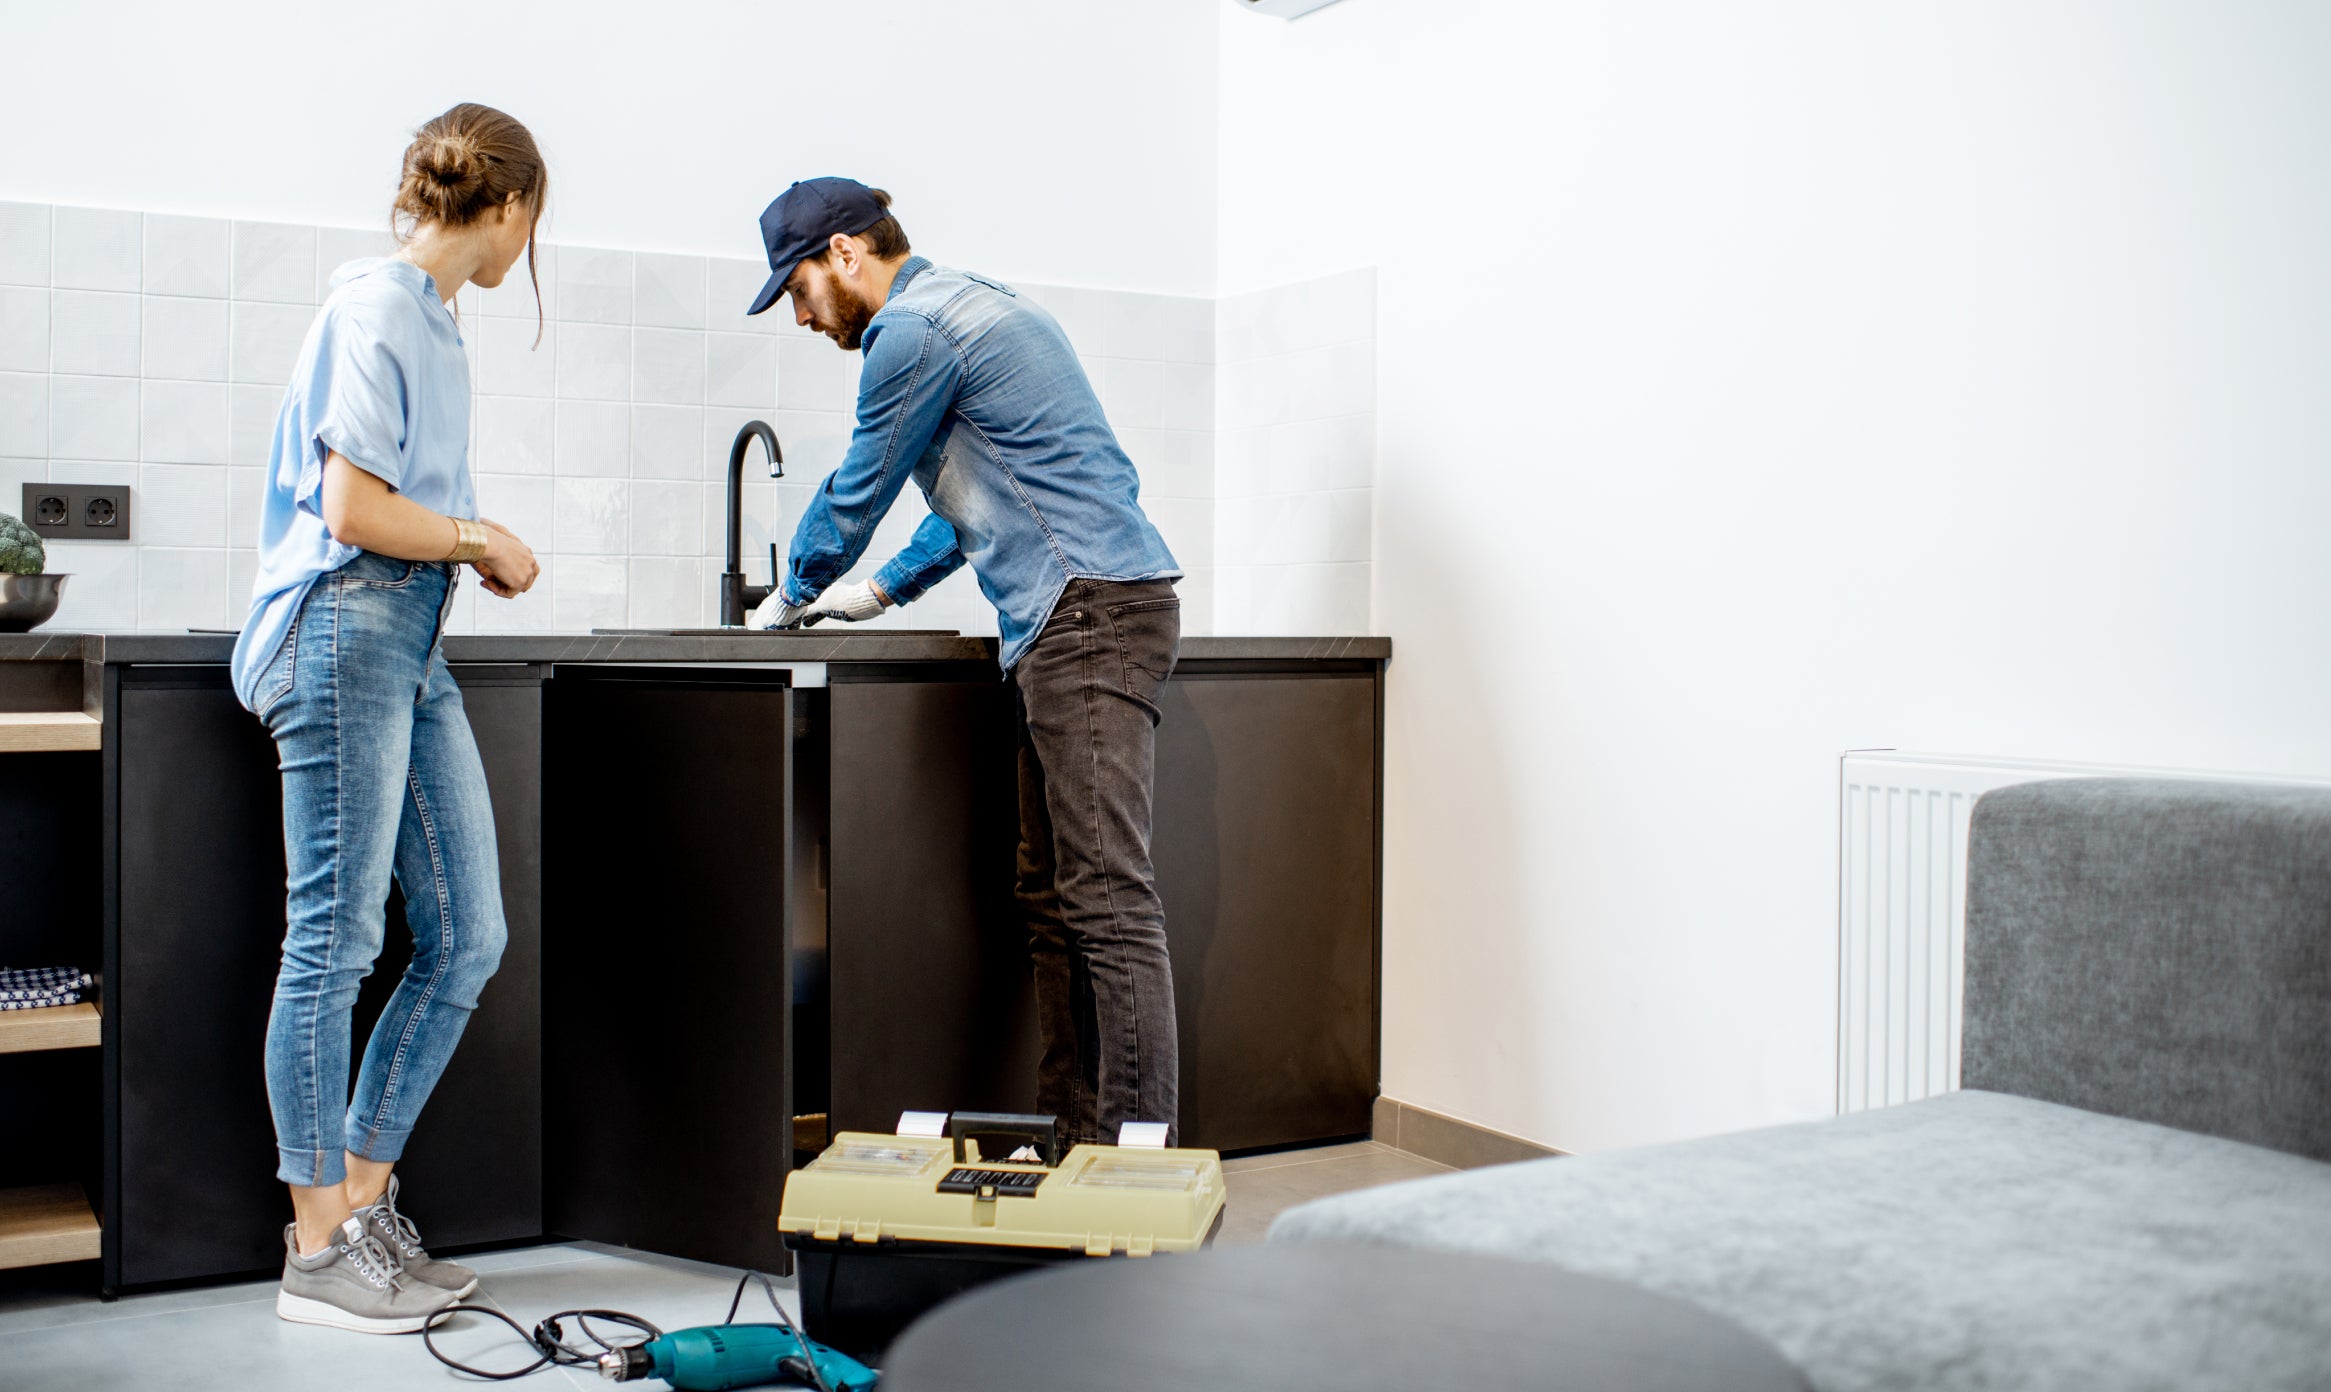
[{"xmin": 229, "ymin": 258, "xmax": 475, "ymax": 710}]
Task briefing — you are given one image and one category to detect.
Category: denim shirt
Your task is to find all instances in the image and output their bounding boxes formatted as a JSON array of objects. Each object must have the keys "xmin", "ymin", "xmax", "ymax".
[{"xmin": 779, "ymin": 257, "xmax": 1179, "ymax": 670}]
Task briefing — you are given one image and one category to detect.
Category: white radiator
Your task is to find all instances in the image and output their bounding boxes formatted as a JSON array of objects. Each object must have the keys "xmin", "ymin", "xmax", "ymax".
[
  {"xmin": 1834, "ymin": 753, "xmax": 2046, "ymax": 1115},
  {"xmin": 1834, "ymin": 751, "xmax": 2328, "ymax": 1115}
]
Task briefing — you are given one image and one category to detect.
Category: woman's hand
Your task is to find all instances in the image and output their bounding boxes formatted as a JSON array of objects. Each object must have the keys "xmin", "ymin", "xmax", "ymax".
[{"xmin": 472, "ymin": 517, "xmax": 539, "ymax": 598}]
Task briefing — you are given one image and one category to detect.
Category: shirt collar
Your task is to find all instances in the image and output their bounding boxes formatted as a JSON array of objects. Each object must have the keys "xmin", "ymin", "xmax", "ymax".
[
  {"xmin": 885, "ymin": 256, "xmax": 933, "ymax": 303},
  {"xmin": 332, "ymin": 256, "xmax": 455, "ymax": 323}
]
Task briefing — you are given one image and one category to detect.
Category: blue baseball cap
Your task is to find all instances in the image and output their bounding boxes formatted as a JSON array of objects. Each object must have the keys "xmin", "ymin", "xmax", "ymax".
[{"xmin": 746, "ymin": 177, "xmax": 890, "ymax": 316}]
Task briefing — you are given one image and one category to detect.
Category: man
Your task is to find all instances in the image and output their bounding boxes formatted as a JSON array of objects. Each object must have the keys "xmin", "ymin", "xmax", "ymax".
[{"xmin": 745, "ymin": 178, "xmax": 1185, "ymax": 1147}]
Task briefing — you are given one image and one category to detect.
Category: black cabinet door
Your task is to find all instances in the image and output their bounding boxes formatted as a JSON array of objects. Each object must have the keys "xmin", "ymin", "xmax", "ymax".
[
  {"xmin": 1149, "ymin": 669, "xmax": 1380, "ymax": 1152},
  {"xmin": 110, "ymin": 664, "xmax": 544, "ymax": 1288},
  {"xmin": 542, "ymin": 667, "xmax": 792, "ymax": 1273},
  {"xmin": 826, "ymin": 673, "xmax": 1029, "ymax": 1137}
]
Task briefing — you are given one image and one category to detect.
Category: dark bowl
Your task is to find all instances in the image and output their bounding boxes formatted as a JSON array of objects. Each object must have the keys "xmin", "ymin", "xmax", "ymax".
[{"xmin": 0, "ymin": 573, "xmax": 68, "ymax": 632}]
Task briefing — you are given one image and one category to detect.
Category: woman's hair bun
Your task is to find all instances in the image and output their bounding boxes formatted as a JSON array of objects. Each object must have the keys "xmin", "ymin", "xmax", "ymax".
[{"xmin": 394, "ymin": 103, "xmax": 546, "ymax": 231}]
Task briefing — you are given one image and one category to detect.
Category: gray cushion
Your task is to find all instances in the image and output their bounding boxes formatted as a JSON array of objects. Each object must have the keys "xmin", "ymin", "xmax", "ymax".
[
  {"xmin": 1268, "ymin": 1091, "xmax": 2331, "ymax": 1391},
  {"xmin": 1965, "ymin": 778, "xmax": 2331, "ymax": 1162}
]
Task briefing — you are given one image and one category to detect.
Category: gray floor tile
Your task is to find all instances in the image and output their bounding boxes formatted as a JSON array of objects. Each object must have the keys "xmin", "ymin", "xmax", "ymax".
[
  {"xmin": 1219, "ymin": 1146, "xmax": 1452, "ymax": 1246},
  {"xmin": 1220, "ymin": 1140, "xmax": 1384, "ymax": 1175}
]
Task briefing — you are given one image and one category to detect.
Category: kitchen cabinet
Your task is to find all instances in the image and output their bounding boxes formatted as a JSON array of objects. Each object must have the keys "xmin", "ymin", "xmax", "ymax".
[
  {"xmin": 823, "ymin": 657, "xmax": 1382, "ymax": 1154},
  {"xmin": 7, "ymin": 629, "xmax": 1384, "ymax": 1291},
  {"xmin": 105, "ymin": 662, "xmax": 544, "ymax": 1289}
]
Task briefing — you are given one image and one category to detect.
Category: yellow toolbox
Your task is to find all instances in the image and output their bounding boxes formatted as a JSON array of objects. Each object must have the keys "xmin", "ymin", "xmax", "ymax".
[{"xmin": 778, "ymin": 1131, "xmax": 1226, "ymax": 1352}]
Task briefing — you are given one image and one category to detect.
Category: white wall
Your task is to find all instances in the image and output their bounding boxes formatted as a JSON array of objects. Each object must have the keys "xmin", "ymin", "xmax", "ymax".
[
  {"xmin": 0, "ymin": 0, "xmax": 1218, "ymax": 295},
  {"xmin": 1219, "ymin": 1, "xmax": 2331, "ymax": 1152}
]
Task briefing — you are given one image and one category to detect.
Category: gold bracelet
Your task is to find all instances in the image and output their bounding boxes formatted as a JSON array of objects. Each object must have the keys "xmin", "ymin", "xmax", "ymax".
[{"xmin": 444, "ymin": 517, "xmax": 489, "ymax": 566}]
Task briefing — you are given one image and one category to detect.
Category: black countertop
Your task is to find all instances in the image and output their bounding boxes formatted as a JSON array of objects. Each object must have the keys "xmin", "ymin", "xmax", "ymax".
[{"xmin": 0, "ymin": 630, "xmax": 1390, "ymax": 665}]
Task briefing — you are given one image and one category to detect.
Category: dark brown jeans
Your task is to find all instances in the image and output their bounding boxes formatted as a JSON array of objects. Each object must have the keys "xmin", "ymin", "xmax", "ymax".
[{"xmin": 1014, "ymin": 577, "xmax": 1182, "ymax": 1147}]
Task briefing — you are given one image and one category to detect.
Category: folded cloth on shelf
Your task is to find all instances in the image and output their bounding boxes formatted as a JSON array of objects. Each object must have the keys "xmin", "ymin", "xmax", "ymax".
[{"xmin": 0, "ymin": 966, "xmax": 94, "ymax": 1010}]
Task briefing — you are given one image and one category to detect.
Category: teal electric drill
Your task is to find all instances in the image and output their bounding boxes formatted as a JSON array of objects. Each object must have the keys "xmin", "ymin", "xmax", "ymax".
[{"xmin": 597, "ymin": 1324, "xmax": 879, "ymax": 1391}]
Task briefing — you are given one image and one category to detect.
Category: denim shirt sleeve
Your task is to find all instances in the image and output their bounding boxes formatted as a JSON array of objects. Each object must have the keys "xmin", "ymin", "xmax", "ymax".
[
  {"xmin": 779, "ymin": 312, "xmax": 964, "ymax": 606},
  {"xmin": 872, "ymin": 512, "xmax": 966, "ymax": 604}
]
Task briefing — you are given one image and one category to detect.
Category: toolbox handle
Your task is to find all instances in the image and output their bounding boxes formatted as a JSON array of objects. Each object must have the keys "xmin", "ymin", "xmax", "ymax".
[{"xmin": 948, "ymin": 1112, "xmax": 1060, "ymax": 1166}]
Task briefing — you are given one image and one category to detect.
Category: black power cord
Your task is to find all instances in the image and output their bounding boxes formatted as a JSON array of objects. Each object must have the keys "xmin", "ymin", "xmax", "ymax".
[{"xmin": 422, "ymin": 1267, "xmax": 834, "ymax": 1392}]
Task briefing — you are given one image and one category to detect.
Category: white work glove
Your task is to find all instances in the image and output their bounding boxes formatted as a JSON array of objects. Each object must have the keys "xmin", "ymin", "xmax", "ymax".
[
  {"xmin": 749, "ymin": 581, "xmax": 890, "ymax": 630},
  {"xmin": 749, "ymin": 590, "xmax": 811, "ymax": 630},
  {"xmin": 806, "ymin": 580, "xmax": 891, "ymax": 624}
]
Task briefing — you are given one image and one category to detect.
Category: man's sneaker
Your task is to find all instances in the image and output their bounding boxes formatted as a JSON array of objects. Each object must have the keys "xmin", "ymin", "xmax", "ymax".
[
  {"xmin": 276, "ymin": 1217, "xmax": 455, "ymax": 1334},
  {"xmin": 357, "ymin": 1174, "xmax": 478, "ymax": 1299}
]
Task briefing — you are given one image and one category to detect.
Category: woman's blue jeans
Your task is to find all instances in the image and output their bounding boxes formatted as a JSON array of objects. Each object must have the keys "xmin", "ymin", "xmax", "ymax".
[{"xmin": 252, "ymin": 552, "xmax": 507, "ymax": 1188}]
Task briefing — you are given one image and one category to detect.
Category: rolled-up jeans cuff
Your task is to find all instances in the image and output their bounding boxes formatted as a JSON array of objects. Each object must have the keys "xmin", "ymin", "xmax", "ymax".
[
  {"xmin": 344, "ymin": 1117, "xmax": 414, "ymax": 1165},
  {"xmin": 277, "ymin": 1145, "xmax": 347, "ymax": 1189}
]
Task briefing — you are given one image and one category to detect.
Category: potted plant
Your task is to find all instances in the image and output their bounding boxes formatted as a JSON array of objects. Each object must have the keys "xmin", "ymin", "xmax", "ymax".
[{"xmin": 0, "ymin": 512, "xmax": 68, "ymax": 633}]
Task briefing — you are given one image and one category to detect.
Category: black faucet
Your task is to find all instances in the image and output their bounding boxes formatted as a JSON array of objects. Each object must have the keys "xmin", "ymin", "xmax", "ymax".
[{"xmin": 721, "ymin": 420, "xmax": 785, "ymax": 627}]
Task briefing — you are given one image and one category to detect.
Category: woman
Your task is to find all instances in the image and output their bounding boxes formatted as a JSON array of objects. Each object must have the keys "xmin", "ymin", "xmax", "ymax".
[{"xmin": 230, "ymin": 102, "xmax": 546, "ymax": 1334}]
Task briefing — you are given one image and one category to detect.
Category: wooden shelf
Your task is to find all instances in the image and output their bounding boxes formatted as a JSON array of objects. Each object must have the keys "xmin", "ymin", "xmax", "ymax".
[
  {"xmin": 0, "ymin": 711, "xmax": 100, "ymax": 753},
  {"xmin": 0, "ymin": 1001, "xmax": 99, "ymax": 1054},
  {"xmin": 0, "ymin": 1186, "xmax": 101, "ymax": 1270}
]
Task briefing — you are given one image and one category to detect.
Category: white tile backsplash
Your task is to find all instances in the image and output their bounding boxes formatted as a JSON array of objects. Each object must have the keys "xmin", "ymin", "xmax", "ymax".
[
  {"xmin": 474, "ymin": 473, "xmax": 554, "ymax": 548},
  {"xmin": 556, "ymin": 321, "xmax": 631, "ymax": 401},
  {"xmin": 704, "ymin": 258, "xmax": 778, "ymax": 335},
  {"xmin": 141, "ymin": 380, "xmax": 229, "ymax": 464},
  {"xmin": 630, "ymin": 480, "xmax": 702, "ymax": 556},
  {"xmin": 0, "ymin": 201, "xmax": 1377, "ymax": 639},
  {"xmin": 52, "ymin": 208, "xmax": 141, "ymax": 292},
  {"xmin": 635, "ymin": 254, "xmax": 706, "ymax": 330},
  {"xmin": 232, "ymin": 222, "xmax": 317, "ymax": 304},
  {"xmin": 138, "ymin": 545, "xmax": 229, "ymax": 629},
  {"xmin": 477, "ymin": 242, "xmax": 555, "ymax": 320},
  {"xmin": 51, "ymin": 290, "xmax": 141, "ymax": 376},
  {"xmin": 135, "ymin": 463, "xmax": 227, "ymax": 545},
  {"xmin": 479, "ymin": 315, "xmax": 556, "ymax": 396},
  {"xmin": 633, "ymin": 327, "xmax": 705, "ymax": 405},
  {"xmin": 474, "ymin": 395, "xmax": 552, "ymax": 476},
  {"xmin": 229, "ymin": 301, "xmax": 313, "ymax": 385},
  {"xmin": 631, "ymin": 404, "xmax": 703, "ymax": 480},
  {"xmin": 706, "ymin": 333, "xmax": 776, "ymax": 409},
  {"xmin": 0, "ymin": 287, "xmax": 46, "ymax": 373},
  {"xmin": 144, "ymin": 215, "xmax": 231, "ymax": 298},
  {"xmin": 1213, "ymin": 269, "xmax": 1376, "ymax": 635},
  {"xmin": 314, "ymin": 226, "xmax": 398, "ymax": 300},
  {"xmin": 551, "ymin": 553, "xmax": 626, "ymax": 630},
  {"xmin": 0, "ymin": 372, "xmax": 47, "ymax": 456},
  {"xmin": 229, "ymin": 384, "xmax": 279, "ymax": 467},
  {"xmin": 44, "ymin": 539, "xmax": 137, "ymax": 629},
  {"xmin": 554, "ymin": 399, "xmax": 629, "ymax": 477},
  {"xmin": 556, "ymin": 247, "xmax": 633, "ymax": 325},
  {"xmin": 0, "ymin": 203, "xmax": 52, "ymax": 287},
  {"xmin": 50, "ymin": 375, "xmax": 139, "ymax": 460},
  {"xmin": 778, "ymin": 336, "xmax": 859, "ymax": 414},
  {"xmin": 554, "ymin": 475, "xmax": 628, "ymax": 555},
  {"xmin": 142, "ymin": 296, "xmax": 230, "ymax": 381}
]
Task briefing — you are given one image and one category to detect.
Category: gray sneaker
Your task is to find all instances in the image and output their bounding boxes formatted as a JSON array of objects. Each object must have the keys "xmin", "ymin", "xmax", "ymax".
[
  {"xmin": 277, "ymin": 1217, "xmax": 455, "ymax": 1334},
  {"xmin": 357, "ymin": 1175, "xmax": 478, "ymax": 1299}
]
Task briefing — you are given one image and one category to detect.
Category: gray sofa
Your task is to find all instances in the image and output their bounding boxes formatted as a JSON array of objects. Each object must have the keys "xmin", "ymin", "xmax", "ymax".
[{"xmin": 1271, "ymin": 780, "xmax": 2331, "ymax": 1390}]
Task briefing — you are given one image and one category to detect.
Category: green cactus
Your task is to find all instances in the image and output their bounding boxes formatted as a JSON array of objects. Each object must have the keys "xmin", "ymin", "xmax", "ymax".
[{"xmin": 0, "ymin": 512, "xmax": 45, "ymax": 575}]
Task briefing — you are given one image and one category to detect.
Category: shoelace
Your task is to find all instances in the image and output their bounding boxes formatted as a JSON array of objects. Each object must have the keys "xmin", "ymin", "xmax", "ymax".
[
  {"xmin": 378, "ymin": 1198, "xmax": 427, "ymax": 1259},
  {"xmin": 338, "ymin": 1231, "xmax": 406, "ymax": 1290}
]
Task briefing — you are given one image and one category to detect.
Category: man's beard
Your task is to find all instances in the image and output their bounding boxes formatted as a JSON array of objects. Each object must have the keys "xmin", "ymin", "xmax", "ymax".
[{"xmin": 829, "ymin": 282, "xmax": 877, "ymax": 351}]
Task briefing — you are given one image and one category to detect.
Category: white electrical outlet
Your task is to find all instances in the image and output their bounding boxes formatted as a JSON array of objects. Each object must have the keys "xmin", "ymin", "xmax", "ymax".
[{"xmin": 1235, "ymin": 0, "xmax": 1347, "ymax": 18}]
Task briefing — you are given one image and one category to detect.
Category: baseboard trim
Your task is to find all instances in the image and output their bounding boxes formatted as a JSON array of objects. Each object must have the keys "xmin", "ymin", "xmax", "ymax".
[{"xmin": 1372, "ymin": 1096, "xmax": 1566, "ymax": 1169}]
